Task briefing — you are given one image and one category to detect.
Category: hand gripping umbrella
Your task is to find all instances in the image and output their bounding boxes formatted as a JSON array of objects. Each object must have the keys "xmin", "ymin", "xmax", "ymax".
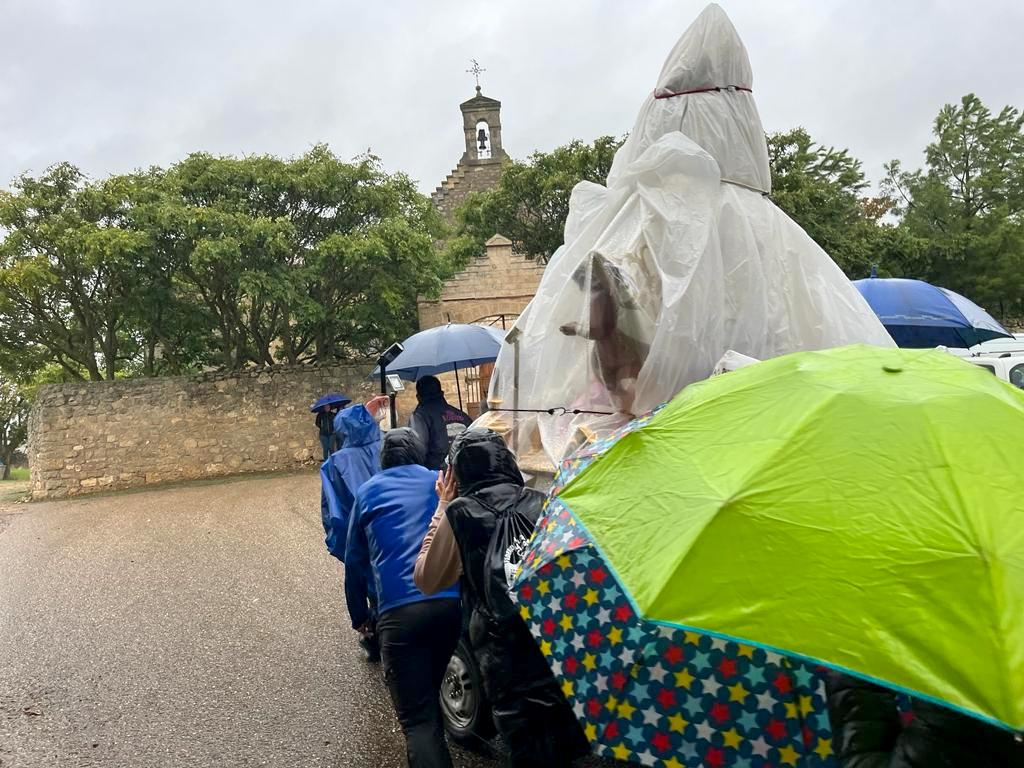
[{"xmin": 513, "ymin": 345, "xmax": 1023, "ymax": 767}]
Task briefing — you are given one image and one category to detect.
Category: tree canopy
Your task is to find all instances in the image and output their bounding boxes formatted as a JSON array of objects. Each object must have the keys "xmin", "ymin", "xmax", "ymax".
[
  {"xmin": 0, "ymin": 146, "xmax": 451, "ymax": 381},
  {"xmin": 450, "ymin": 135, "xmax": 624, "ymax": 264},
  {"xmin": 767, "ymin": 128, "xmax": 889, "ymax": 280},
  {"xmin": 882, "ymin": 94, "xmax": 1024, "ymax": 318},
  {"xmin": 0, "ymin": 373, "xmax": 27, "ymax": 479}
]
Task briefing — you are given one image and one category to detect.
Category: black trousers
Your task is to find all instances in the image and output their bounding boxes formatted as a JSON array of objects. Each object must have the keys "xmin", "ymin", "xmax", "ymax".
[{"xmin": 378, "ymin": 598, "xmax": 462, "ymax": 768}]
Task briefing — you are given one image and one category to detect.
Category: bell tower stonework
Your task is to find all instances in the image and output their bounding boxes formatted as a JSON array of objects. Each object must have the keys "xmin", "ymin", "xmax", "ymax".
[
  {"xmin": 421, "ymin": 82, "xmax": 544, "ymax": 338},
  {"xmin": 431, "ymin": 86, "xmax": 509, "ymax": 221},
  {"xmin": 419, "ymin": 80, "xmax": 544, "ymax": 412}
]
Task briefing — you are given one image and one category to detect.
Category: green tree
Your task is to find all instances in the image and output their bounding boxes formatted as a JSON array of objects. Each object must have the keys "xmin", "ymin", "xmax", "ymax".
[
  {"xmin": 451, "ymin": 135, "xmax": 624, "ymax": 264},
  {"xmin": 0, "ymin": 163, "xmax": 149, "ymax": 380},
  {"xmin": 99, "ymin": 170, "xmax": 213, "ymax": 377},
  {"xmin": 163, "ymin": 146, "xmax": 449, "ymax": 368},
  {"xmin": 883, "ymin": 94, "xmax": 1024, "ymax": 318},
  {"xmin": 0, "ymin": 375, "xmax": 27, "ymax": 480},
  {"xmin": 767, "ymin": 128, "xmax": 888, "ymax": 279},
  {"xmin": 0, "ymin": 147, "xmax": 452, "ymax": 378}
]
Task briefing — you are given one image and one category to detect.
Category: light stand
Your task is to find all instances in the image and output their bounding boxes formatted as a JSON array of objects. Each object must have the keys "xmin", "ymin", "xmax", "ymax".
[{"xmin": 377, "ymin": 342, "xmax": 405, "ymax": 429}]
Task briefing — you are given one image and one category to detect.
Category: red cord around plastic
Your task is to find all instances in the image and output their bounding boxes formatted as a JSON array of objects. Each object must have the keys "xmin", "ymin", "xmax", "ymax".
[{"xmin": 654, "ymin": 85, "xmax": 752, "ymax": 100}]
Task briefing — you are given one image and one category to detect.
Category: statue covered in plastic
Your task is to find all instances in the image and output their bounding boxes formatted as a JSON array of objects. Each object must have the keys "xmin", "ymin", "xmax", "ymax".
[{"xmin": 481, "ymin": 3, "xmax": 893, "ymax": 472}]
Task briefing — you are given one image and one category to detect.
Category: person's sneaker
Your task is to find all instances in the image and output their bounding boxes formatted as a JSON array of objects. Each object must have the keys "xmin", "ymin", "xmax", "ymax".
[{"xmin": 358, "ymin": 634, "xmax": 381, "ymax": 663}]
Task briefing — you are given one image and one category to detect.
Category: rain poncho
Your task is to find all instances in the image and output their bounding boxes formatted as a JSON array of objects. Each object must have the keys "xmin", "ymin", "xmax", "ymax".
[
  {"xmin": 344, "ymin": 428, "xmax": 457, "ymax": 630},
  {"xmin": 446, "ymin": 430, "xmax": 589, "ymax": 767},
  {"xmin": 485, "ymin": 3, "xmax": 894, "ymax": 462},
  {"xmin": 319, "ymin": 404, "xmax": 381, "ymax": 561},
  {"xmin": 826, "ymin": 673, "xmax": 1022, "ymax": 767}
]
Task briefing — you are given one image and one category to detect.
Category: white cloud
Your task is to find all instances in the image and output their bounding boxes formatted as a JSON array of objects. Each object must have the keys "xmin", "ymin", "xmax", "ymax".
[{"xmin": 1, "ymin": 0, "xmax": 1021, "ymax": 193}]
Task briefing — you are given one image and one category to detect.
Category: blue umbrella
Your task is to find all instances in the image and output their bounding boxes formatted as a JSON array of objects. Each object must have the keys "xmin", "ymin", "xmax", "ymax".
[
  {"xmin": 853, "ymin": 277, "xmax": 1012, "ymax": 348},
  {"xmin": 371, "ymin": 324, "xmax": 506, "ymax": 380},
  {"xmin": 310, "ymin": 392, "xmax": 352, "ymax": 413}
]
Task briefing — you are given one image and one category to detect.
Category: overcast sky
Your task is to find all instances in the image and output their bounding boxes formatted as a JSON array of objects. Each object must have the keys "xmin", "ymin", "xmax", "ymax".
[{"xmin": 2, "ymin": 0, "xmax": 1022, "ymax": 197}]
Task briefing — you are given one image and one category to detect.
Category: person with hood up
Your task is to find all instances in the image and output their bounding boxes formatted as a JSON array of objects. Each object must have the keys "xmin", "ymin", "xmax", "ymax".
[
  {"xmin": 320, "ymin": 404, "xmax": 382, "ymax": 561},
  {"xmin": 320, "ymin": 403, "xmax": 384, "ymax": 661},
  {"xmin": 345, "ymin": 428, "xmax": 461, "ymax": 768},
  {"xmin": 409, "ymin": 375, "xmax": 471, "ymax": 471},
  {"xmin": 414, "ymin": 429, "xmax": 589, "ymax": 768},
  {"xmin": 825, "ymin": 672, "xmax": 1021, "ymax": 767}
]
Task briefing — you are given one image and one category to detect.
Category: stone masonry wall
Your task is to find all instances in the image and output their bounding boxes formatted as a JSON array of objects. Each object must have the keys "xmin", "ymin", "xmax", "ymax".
[
  {"xmin": 27, "ymin": 363, "xmax": 399, "ymax": 500},
  {"xmin": 430, "ymin": 161, "xmax": 504, "ymax": 222},
  {"xmin": 418, "ymin": 235, "xmax": 544, "ymax": 328}
]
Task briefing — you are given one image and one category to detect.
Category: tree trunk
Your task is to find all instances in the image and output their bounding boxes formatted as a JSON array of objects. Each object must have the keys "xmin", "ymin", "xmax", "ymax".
[
  {"xmin": 103, "ymin": 319, "xmax": 118, "ymax": 380},
  {"xmin": 1, "ymin": 451, "xmax": 11, "ymax": 481}
]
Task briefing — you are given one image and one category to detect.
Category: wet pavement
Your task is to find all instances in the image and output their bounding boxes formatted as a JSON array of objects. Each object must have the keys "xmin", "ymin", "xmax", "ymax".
[{"xmin": 0, "ymin": 472, "xmax": 604, "ymax": 768}]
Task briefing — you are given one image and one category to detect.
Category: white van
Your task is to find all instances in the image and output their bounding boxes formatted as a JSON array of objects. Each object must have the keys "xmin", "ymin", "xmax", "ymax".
[{"xmin": 963, "ymin": 354, "xmax": 1024, "ymax": 389}]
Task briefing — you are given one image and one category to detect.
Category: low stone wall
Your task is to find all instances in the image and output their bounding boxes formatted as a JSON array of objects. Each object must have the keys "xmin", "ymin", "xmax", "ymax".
[{"xmin": 27, "ymin": 363, "xmax": 407, "ymax": 500}]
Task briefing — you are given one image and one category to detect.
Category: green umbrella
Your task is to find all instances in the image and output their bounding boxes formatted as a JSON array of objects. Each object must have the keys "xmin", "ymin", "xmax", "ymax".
[{"xmin": 538, "ymin": 344, "xmax": 1024, "ymax": 734}]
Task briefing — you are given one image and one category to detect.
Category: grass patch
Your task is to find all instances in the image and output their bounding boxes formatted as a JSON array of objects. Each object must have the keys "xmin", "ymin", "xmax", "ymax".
[{"xmin": 2, "ymin": 467, "xmax": 29, "ymax": 482}]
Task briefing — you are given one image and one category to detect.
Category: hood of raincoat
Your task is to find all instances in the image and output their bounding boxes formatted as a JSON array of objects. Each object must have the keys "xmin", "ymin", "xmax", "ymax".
[
  {"xmin": 608, "ymin": 3, "xmax": 771, "ymax": 193},
  {"xmin": 320, "ymin": 405, "xmax": 381, "ymax": 561},
  {"xmin": 452, "ymin": 429, "xmax": 523, "ymax": 496},
  {"xmin": 333, "ymin": 404, "xmax": 381, "ymax": 448},
  {"xmin": 380, "ymin": 427, "xmax": 427, "ymax": 469}
]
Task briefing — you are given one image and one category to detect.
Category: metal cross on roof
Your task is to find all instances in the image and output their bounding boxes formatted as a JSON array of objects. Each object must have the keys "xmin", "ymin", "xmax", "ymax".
[{"xmin": 466, "ymin": 59, "xmax": 486, "ymax": 90}]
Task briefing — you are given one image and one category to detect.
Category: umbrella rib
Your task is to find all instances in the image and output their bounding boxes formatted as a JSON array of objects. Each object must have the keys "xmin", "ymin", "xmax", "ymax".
[
  {"xmin": 642, "ymin": 390, "xmax": 844, "ymax": 614},
  {"xmin": 916, "ymin": 406, "xmax": 1018, "ymax": 726}
]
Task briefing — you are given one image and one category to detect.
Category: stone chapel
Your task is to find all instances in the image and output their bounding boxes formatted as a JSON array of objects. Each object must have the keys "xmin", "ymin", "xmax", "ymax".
[
  {"xmin": 412, "ymin": 84, "xmax": 547, "ymax": 415},
  {"xmin": 417, "ymin": 85, "xmax": 545, "ymax": 333}
]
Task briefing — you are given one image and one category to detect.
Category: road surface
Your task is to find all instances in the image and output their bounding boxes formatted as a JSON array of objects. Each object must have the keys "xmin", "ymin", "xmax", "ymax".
[{"xmin": 0, "ymin": 473, "xmax": 605, "ymax": 767}]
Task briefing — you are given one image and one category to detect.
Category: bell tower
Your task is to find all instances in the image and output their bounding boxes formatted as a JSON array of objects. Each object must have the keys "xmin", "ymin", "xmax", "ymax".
[
  {"xmin": 458, "ymin": 59, "xmax": 506, "ymax": 166},
  {"xmin": 431, "ymin": 61, "xmax": 509, "ymax": 221},
  {"xmin": 460, "ymin": 86, "xmax": 506, "ymax": 166}
]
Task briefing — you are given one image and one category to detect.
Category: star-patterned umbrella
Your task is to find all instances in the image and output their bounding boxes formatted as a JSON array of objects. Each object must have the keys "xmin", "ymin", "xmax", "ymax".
[
  {"xmin": 514, "ymin": 438, "xmax": 838, "ymax": 768},
  {"xmin": 513, "ymin": 344, "xmax": 1024, "ymax": 767}
]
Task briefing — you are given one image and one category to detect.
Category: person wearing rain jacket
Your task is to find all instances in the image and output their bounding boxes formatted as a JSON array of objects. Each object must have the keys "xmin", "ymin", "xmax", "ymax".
[
  {"xmin": 345, "ymin": 428, "xmax": 461, "ymax": 768},
  {"xmin": 409, "ymin": 375, "xmax": 471, "ymax": 471},
  {"xmin": 315, "ymin": 405, "xmax": 339, "ymax": 461},
  {"xmin": 415, "ymin": 429, "xmax": 589, "ymax": 768},
  {"xmin": 825, "ymin": 672, "xmax": 1021, "ymax": 767},
  {"xmin": 319, "ymin": 404, "xmax": 382, "ymax": 561}
]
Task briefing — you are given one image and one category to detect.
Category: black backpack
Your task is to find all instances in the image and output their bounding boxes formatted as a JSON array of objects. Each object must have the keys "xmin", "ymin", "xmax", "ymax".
[{"xmin": 479, "ymin": 488, "xmax": 543, "ymax": 622}]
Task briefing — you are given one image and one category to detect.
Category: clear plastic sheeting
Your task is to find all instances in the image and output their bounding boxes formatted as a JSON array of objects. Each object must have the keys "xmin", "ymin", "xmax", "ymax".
[
  {"xmin": 712, "ymin": 350, "xmax": 760, "ymax": 376},
  {"xmin": 609, "ymin": 3, "xmax": 770, "ymax": 194},
  {"xmin": 483, "ymin": 3, "xmax": 893, "ymax": 470}
]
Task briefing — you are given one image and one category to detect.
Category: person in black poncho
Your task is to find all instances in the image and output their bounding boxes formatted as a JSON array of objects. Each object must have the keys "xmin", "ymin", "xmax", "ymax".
[
  {"xmin": 415, "ymin": 429, "xmax": 589, "ymax": 768},
  {"xmin": 825, "ymin": 671, "xmax": 1021, "ymax": 767}
]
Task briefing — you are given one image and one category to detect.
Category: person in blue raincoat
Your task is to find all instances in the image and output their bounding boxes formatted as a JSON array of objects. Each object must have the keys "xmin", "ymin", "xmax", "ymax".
[
  {"xmin": 320, "ymin": 404, "xmax": 383, "ymax": 561},
  {"xmin": 345, "ymin": 428, "xmax": 461, "ymax": 768},
  {"xmin": 320, "ymin": 402, "xmax": 385, "ymax": 662}
]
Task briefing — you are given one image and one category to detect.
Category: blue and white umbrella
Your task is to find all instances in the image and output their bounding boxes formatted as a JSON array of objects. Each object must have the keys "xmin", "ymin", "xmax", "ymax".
[
  {"xmin": 372, "ymin": 324, "xmax": 506, "ymax": 381},
  {"xmin": 854, "ymin": 277, "xmax": 1012, "ymax": 348}
]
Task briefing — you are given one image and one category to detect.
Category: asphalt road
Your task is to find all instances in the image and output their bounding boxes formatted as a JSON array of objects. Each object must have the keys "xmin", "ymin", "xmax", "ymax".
[{"xmin": 0, "ymin": 472, "xmax": 584, "ymax": 768}]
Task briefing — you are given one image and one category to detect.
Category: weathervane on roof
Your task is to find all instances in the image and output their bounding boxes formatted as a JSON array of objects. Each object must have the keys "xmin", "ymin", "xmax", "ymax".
[{"xmin": 466, "ymin": 59, "xmax": 486, "ymax": 93}]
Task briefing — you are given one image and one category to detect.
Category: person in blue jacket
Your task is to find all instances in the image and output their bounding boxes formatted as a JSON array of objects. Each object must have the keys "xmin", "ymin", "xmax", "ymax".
[
  {"xmin": 345, "ymin": 428, "xmax": 461, "ymax": 768},
  {"xmin": 320, "ymin": 404, "xmax": 382, "ymax": 561}
]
